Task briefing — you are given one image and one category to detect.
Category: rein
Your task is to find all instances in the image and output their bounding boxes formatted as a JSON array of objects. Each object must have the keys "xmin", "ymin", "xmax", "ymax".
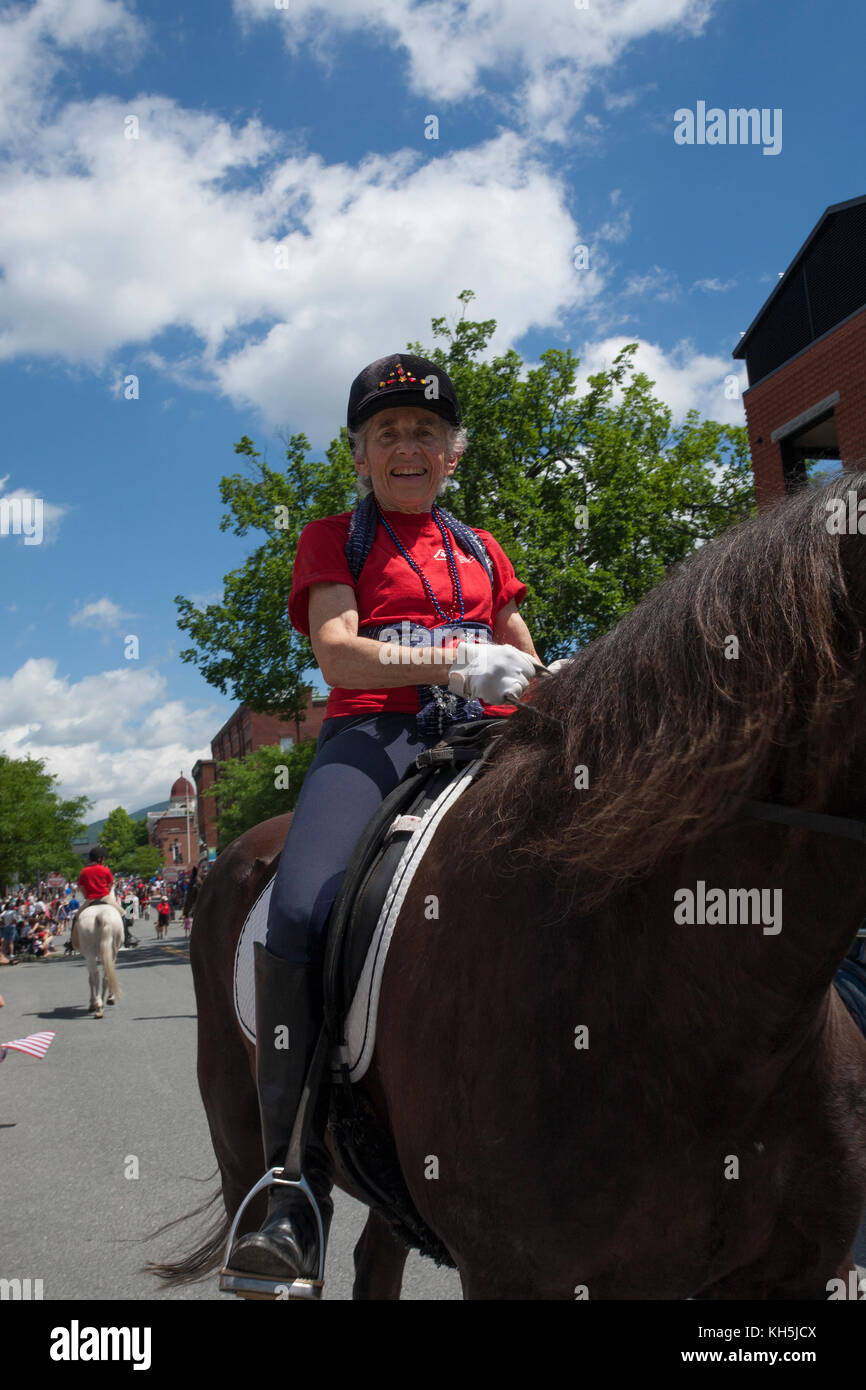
[
  {"xmin": 515, "ymin": 667, "xmax": 866, "ymax": 838},
  {"xmin": 738, "ymin": 799, "xmax": 866, "ymax": 846},
  {"xmin": 502, "ymin": 661, "xmax": 565, "ymax": 730},
  {"xmin": 508, "ymin": 671, "xmax": 866, "ymax": 836}
]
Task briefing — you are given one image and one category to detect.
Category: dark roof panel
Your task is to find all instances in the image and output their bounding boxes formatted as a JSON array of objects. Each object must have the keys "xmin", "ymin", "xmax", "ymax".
[
  {"xmin": 807, "ymin": 201, "xmax": 866, "ymax": 339},
  {"xmin": 733, "ymin": 195, "xmax": 866, "ymax": 385}
]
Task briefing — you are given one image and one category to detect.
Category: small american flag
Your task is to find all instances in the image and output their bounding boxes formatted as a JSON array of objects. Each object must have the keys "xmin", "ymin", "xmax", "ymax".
[{"xmin": 0, "ymin": 1030, "xmax": 56, "ymax": 1062}]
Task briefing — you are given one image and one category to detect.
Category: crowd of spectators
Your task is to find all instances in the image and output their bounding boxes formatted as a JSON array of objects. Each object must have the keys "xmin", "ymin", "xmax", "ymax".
[
  {"xmin": 1, "ymin": 893, "xmax": 64, "ymax": 964},
  {"xmin": 0, "ymin": 865, "xmax": 206, "ymax": 966}
]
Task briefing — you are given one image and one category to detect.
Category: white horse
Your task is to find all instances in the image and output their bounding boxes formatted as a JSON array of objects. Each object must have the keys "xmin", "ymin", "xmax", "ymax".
[{"xmin": 76, "ymin": 898, "xmax": 123, "ymax": 1018}]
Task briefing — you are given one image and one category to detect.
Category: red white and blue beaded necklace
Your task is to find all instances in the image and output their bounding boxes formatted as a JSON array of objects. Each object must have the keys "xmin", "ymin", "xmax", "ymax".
[{"xmin": 374, "ymin": 501, "xmax": 466, "ymax": 625}]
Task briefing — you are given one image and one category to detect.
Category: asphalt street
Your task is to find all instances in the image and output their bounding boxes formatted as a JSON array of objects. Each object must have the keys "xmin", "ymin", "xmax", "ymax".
[
  {"xmin": 1, "ymin": 920, "xmax": 864, "ymax": 1303},
  {"xmin": 0, "ymin": 920, "xmax": 461, "ymax": 1302}
]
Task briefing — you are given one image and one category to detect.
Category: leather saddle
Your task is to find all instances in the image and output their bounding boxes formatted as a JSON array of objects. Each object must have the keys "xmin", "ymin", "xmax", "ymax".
[
  {"xmin": 319, "ymin": 715, "xmax": 505, "ymax": 1266},
  {"xmin": 323, "ymin": 715, "xmax": 504, "ymax": 1052}
]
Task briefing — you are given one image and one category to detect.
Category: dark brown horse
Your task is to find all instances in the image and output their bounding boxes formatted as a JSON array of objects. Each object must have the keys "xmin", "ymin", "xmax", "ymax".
[{"xmin": 155, "ymin": 474, "xmax": 866, "ymax": 1298}]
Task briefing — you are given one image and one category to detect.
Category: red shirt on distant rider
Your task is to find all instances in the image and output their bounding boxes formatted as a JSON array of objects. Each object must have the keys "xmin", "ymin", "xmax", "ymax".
[{"xmin": 78, "ymin": 862, "xmax": 114, "ymax": 900}]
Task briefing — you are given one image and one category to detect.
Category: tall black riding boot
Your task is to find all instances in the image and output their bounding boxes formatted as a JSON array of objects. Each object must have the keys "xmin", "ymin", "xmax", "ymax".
[{"xmin": 223, "ymin": 942, "xmax": 333, "ymax": 1299}]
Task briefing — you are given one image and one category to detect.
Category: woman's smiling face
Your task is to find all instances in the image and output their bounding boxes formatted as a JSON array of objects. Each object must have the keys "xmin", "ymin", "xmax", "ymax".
[{"xmin": 355, "ymin": 406, "xmax": 458, "ymax": 512}]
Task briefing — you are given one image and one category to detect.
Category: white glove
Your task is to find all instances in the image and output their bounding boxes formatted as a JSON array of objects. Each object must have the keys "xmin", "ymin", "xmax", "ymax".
[{"xmin": 447, "ymin": 642, "xmax": 538, "ymax": 704}]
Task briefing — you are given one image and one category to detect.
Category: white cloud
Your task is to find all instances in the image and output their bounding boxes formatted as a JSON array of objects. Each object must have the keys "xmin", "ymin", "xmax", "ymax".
[
  {"xmin": 0, "ymin": 0, "xmax": 732, "ymax": 451},
  {"xmin": 184, "ymin": 590, "xmax": 224, "ymax": 609},
  {"xmin": 41, "ymin": 741, "xmax": 212, "ymax": 823},
  {"xmin": 69, "ymin": 597, "xmax": 128, "ymax": 629},
  {"xmin": 601, "ymin": 82, "xmax": 658, "ymax": 113},
  {"xmin": 596, "ymin": 201, "xmax": 632, "ymax": 246},
  {"xmin": 0, "ymin": 657, "xmax": 226, "ymax": 819},
  {"xmin": 233, "ymin": 0, "xmax": 715, "ymax": 141},
  {"xmin": 135, "ymin": 699, "xmax": 217, "ymax": 751},
  {"xmin": 575, "ymin": 336, "xmax": 747, "ymax": 427},
  {"xmin": 692, "ymin": 276, "xmax": 738, "ymax": 293},
  {"xmin": 0, "ymin": 94, "xmax": 275, "ymax": 366},
  {"xmin": 0, "ymin": 94, "xmax": 600, "ymax": 435},
  {"xmin": 0, "ymin": 0, "xmax": 144, "ymax": 146},
  {"xmin": 0, "ymin": 475, "xmax": 69, "ymax": 545},
  {"xmin": 0, "ymin": 658, "xmax": 165, "ymax": 743},
  {"xmin": 623, "ymin": 265, "xmax": 681, "ymax": 302},
  {"xmin": 211, "ymin": 135, "xmax": 601, "ymax": 437}
]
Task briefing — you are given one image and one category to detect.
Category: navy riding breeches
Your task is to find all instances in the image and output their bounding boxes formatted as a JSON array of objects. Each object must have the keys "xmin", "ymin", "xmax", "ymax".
[{"xmin": 264, "ymin": 713, "xmax": 439, "ymax": 966}]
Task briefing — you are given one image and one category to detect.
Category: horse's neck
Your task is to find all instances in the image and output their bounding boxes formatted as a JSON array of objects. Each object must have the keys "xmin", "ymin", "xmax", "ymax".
[{"xmin": 658, "ymin": 817, "xmax": 866, "ymax": 1038}]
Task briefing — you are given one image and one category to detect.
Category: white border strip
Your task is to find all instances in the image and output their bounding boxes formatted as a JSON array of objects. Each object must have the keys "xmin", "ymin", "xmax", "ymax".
[
  {"xmin": 341, "ymin": 762, "xmax": 483, "ymax": 1082},
  {"xmin": 233, "ymin": 874, "xmax": 277, "ymax": 1043}
]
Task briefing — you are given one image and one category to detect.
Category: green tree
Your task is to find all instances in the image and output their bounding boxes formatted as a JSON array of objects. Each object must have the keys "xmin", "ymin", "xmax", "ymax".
[
  {"xmin": 804, "ymin": 457, "xmax": 843, "ymax": 487},
  {"xmin": 175, "ymin": 292, "xmax": 755, "ymax": 701},
  {"xmin": 116, "ymin": 843, "xmax": 165, "ymax": 879},
  {"xmin": 99, "ymin": 807, "xmax": 140, "ymax": 864},
  {"xmin": 174, "ymin": 430, "xmax": 356, "ymax": 718},
  {"xmin": 0, "ymin": 754, "xmax": 90, "ymax": 888},
  {"xmin": 205, "ymin": 741, "xmax": 317, "ymax": 847}
]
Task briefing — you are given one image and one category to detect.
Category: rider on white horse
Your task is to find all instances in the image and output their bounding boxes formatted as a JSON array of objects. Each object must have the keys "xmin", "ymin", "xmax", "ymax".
[{"xmin": 71, "ymin": 848, "xmax": 139, "ymax": 950}]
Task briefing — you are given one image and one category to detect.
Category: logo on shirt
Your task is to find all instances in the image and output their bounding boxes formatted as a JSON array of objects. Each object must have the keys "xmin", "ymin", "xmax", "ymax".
[{"xmin": 433, "ymin": 547, "xmax": 475, "ymax": 564}]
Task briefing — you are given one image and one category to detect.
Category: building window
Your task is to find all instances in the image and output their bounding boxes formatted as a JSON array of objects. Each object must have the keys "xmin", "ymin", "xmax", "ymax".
[
  {"xmin": 779, "ymin": 409, "xmax": 841, "ymax": 492},
  {"xmin": 280, "ymin": 736, "xmax": 294, "ymax": 751}
]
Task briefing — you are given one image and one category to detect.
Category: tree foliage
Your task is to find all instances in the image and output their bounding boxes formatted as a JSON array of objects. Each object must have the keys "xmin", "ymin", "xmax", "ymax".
[
  {"xmin": 97, "ymin": 807, "xmax": 162, "ymax": 878},
  {"xmin": 175, "ymin": 292, "xmax": 755, "ymax": 707},
  {"xmin": 116, "ymin": 844, "xmax": 165, "ymax": 879},
  {"xmin": 204, "ymin": 740, "xmax": 317, "ymax": 847},
  {"xmin": 99, "ymin": 806, "xmax": 140, "ymax": 863},
  {"xmin": 0, "ymin": 754, "xmax": 90, "ymax": 888},
  {"xmin": 174, "ymin": 432, "xmax": 357, "ymax": 719}
]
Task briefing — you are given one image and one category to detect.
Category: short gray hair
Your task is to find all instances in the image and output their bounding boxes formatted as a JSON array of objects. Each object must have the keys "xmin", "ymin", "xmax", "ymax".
[{"xmin": 348, "ymin": 415, "xmax": 468, "ymax": 497}]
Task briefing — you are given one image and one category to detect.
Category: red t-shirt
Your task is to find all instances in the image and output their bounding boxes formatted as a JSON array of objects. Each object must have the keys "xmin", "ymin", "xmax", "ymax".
[
  {"xmin": 78, "ymin": 864, "xmax": 114, "ymax": 900},
  {"xmin": 289, "ymin": 509, "xmax": 528, "ymax": 718}
]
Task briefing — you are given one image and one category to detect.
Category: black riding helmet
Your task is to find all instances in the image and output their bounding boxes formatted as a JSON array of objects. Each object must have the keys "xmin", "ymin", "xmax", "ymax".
[{"xmin": 347, "ymin": 353, "xmax": 461, "ymax": 434}]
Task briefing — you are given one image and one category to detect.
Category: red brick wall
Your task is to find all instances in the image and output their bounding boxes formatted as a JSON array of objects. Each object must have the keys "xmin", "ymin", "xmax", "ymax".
[
  {"xmin": 247, "ymin": 703, "xmax": 328, "ymax": 749},
  {"xmin": 248, "ymin": 710, "xmax": 299, "ymax": 750},
  {"xmin": 148, "ymin": 812, "xmax": 196, "ymax": 872},
  {"xmin": 743, "ymin": 306, "xmax": 866, "ymax": 507},
  {"xmin": 298, "ymin": 698, "xmax": 328, "ymax": 744},
  {"xmin": 193, "ymin": 760, "xmax": 218, "ymax": 855},
  {"xmin": 210, "ymin": 690, "xmax": 327, "ymax": 761}
]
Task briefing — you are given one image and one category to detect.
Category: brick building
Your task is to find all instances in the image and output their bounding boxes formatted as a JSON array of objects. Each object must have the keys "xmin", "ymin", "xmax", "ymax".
[
  {"xmin": 209, "ymin": 694, "xmax": 328, "ymax": 762},
  {"xmin": 193, "ymin": 688, "xmax": 329, "ymax": 861},
  {"xmin": 734, "ymin": 195, "xmax": 866, "ymax": 507},
  {"xmin": 147, "ymin": 774, "xmax": 198, "ymax": 873},
  {"xmin": 191, "ymin": 758, "xmax": 218, "ymax": 867}
]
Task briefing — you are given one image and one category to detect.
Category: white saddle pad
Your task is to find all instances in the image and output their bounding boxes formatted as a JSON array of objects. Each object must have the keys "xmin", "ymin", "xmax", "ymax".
[{"xmin": 233, "ymin": 762, "xmax": 481, "ymax": 1082}]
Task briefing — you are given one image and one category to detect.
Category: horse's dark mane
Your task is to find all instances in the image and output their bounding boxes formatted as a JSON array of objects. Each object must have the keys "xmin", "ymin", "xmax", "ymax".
[{"xmin": 462, "ymin": 472, "xmax": 866, "ymax": 909}]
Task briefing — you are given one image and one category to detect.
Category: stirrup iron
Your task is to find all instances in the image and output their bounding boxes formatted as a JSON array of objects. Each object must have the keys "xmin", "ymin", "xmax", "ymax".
[{"xmin": 219, "ymin": 1168, "xmax": 326, "ymax": 1300}]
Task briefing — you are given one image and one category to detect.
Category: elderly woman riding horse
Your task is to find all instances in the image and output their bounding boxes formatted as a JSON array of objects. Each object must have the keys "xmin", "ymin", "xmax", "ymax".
[{"xmin": 225, "ymin": 353, "xmax": 545, "ymax": 1296}]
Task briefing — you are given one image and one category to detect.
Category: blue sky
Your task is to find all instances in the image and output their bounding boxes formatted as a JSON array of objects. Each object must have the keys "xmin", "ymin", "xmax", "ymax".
[{"xmin": 0, "ymin": 0, "xmax": 864, "ymax": 820}]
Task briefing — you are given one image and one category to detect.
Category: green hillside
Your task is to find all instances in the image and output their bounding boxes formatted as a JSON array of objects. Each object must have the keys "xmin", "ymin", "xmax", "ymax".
[{"xmin": 76, "ymin": 801, "xmax": 170, "ymax": 844}]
